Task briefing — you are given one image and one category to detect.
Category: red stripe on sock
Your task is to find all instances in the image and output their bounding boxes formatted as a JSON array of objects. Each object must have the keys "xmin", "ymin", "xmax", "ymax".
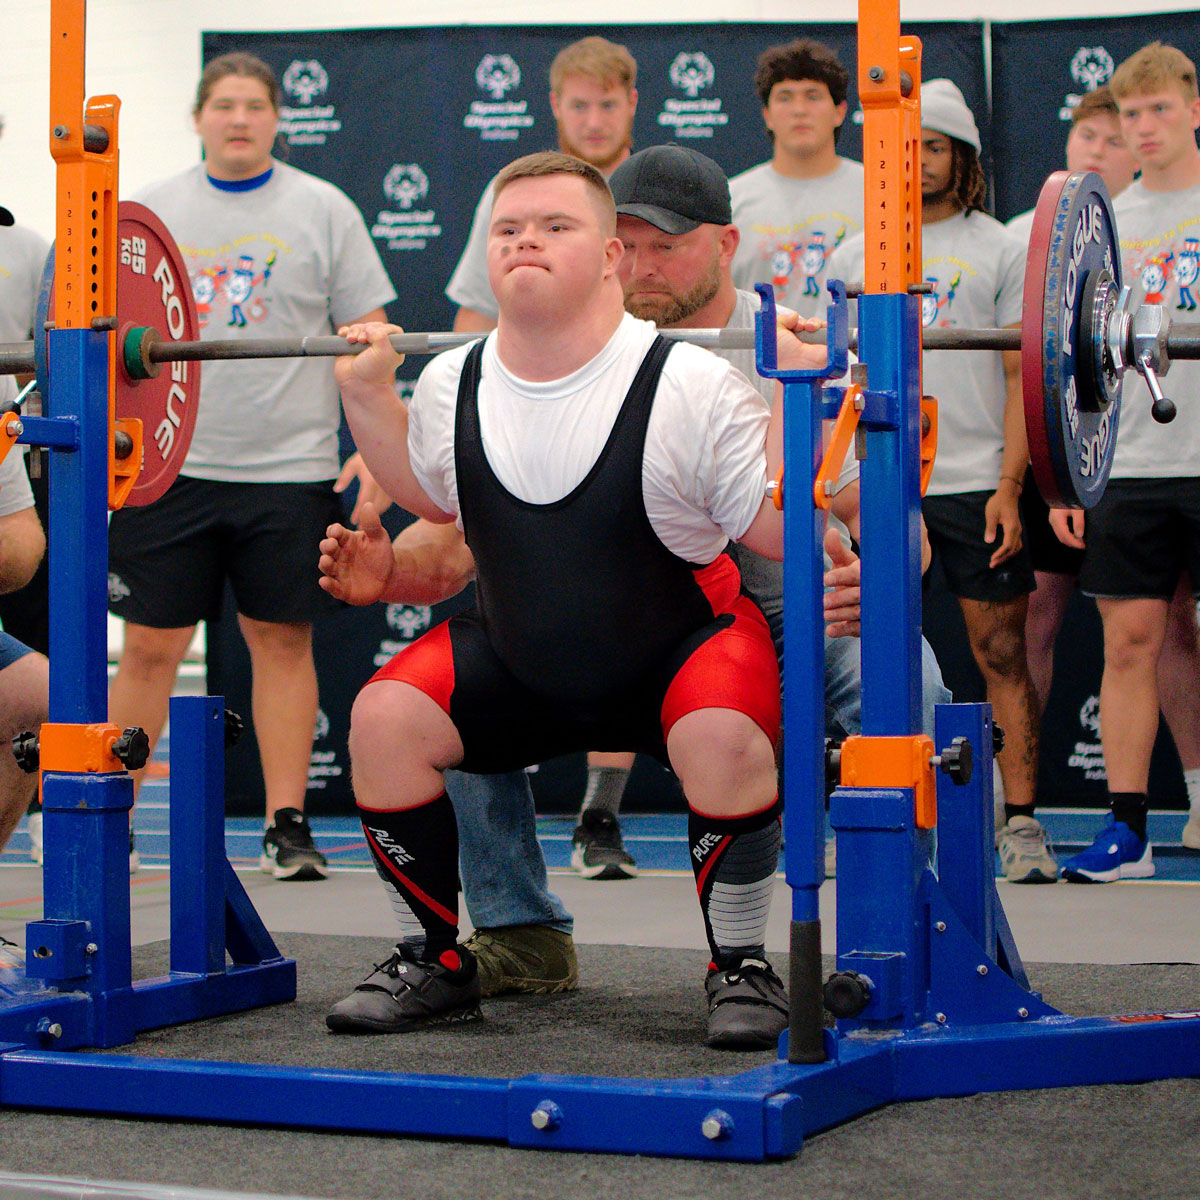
[{"xmin": 362, "ymin": 824, "xmax": 459, "ymax": 927}]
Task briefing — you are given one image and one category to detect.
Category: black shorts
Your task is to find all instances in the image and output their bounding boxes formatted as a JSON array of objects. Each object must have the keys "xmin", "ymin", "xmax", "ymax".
[
  {"xmin": 108, "ymin": 475, "xmax": 343, "ymax": 627},
  {"xmin": 1079, "ymin": 477, "xmax": 1200, "ymax": 601},
  {"xmin": 1019, "ymin": 466, "xmax": 1084, "ymax": 577},
  {"xmin": 922, "ymin": 490, "xmax": 1035, "ymax": 603}
]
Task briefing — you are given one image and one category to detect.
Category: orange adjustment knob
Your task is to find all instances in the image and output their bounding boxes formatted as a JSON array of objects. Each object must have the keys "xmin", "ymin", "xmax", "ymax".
[
  {"xmin": 838, "ymin": 734, "xmax": 938, "ymax": 829},
  {"xmin": 0, "ymin": 411, "xmax": 21, "ymax": 469}
]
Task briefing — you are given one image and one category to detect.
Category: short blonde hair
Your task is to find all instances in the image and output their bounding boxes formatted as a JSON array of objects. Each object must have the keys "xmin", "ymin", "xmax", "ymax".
[
  {"xmin": 549, "ymin": 36, "xmax": 637, "ymax": 95},
  {"xmin": 1072, "ymin": 85, "xmax": 1119, "ymax": 126},
  {"xmin": 1111, "ymin": 42, "xmax": 1199, "ymax": 103},
  {"xmin": 493, "ymin": 152, "xmax": 617, "ymax": 232}
]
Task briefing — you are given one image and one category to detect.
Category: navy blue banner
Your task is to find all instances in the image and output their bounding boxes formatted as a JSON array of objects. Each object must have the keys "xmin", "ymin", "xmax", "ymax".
[{"xmin": 992, "ymin": 12, "xmax": 1200, "ymax": 220}]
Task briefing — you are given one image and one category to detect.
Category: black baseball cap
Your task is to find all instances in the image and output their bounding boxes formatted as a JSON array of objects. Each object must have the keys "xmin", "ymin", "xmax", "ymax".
[
  {"xmin": 609, "ymin": 144, "xmax": 732, "ymax": 235},
  {"xmin": 0, "ymin": 205, "xmax": 12, "ymax": 227}
]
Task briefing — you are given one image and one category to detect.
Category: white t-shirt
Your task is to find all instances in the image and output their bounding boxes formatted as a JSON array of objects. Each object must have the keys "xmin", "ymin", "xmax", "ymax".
[
  {"xmin": 445, "ymin": 178, "xmax": 499, "ymax": 320},
  {"xmin": 829, "ymin": 210, "xmax": 1026, "ymax": 494},
  {"xmin": 409, "ymin": 313, "xmax": 772, "ymax": 564},
  {"xmin": 134, "ymin": 163, "xmax": 396, "ymax": 483},
  {"xmin": 0, "ymin": 225, "xmax": 50, "ymax": 343},
  {"xmin": 729, "ymin": 158, "xmax": 865, "ymax": 321},
  {"xmin": 1005, "ymin": 207, "xmax": 1035, "ymax": 252},
  {"xmin": 1112, "ymin": 180, "xmax": 1200, "ymax": 478}
]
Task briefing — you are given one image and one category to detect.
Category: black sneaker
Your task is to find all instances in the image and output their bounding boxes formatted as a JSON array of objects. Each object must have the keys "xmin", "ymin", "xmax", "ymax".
[
  {"xmin": 570, "ymin": 809, "xmax": 637, "ymax": 880},
  {"xmin": 260, "ymin": 807, "xmax": 328, "ymax": 881},
  {"xmin": 705, "ymin": 957, "xmax": 789, "ymax": 1050},
  {"xmin": 326, "ymin": 942, "xmax": 481, "ymax": 1033}
]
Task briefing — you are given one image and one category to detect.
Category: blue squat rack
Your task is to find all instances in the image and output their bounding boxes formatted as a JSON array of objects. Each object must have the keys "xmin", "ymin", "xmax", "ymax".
[{"xmin": 2, "ymin": 0, "xmax": 1200, "ymax": 1163}]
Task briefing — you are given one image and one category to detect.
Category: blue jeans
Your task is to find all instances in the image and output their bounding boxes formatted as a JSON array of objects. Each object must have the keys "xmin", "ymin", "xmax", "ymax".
[
  {"xmin": 452, "ymin": 548, "xmax": 952, "ymax": 933},
  {"xmin": 446, "ymin": 769, "xmax": 573, "ymax": 934}
]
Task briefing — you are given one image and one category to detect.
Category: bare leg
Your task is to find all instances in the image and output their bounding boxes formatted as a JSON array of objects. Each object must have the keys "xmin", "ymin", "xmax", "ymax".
[
  {"xmin": 1097, "ymin": 596, "xmax": 1169, "ymax": 794},
  {"xmin": 1024, "ymin": 570, "xmax": 1075, "ymax": 713},
  {"xmin": 237, "ymin": 615, "xmax": 318, "ymax": 823},
  {"xmin": 1157, "ymin": 575, "xmax": 1200, "ymax": 772},
  {"xmin": 960, "ymin": 595, "xmax": 1039, "ymax": 808},
  {"xmin": 667, "ymin": 708, "xmax": 777, "ymax": 817},
  {"xmin": 108, "ymin": 622, "xmax": 197, "ymax": 801},
  {"xmin": 0, "ymin": 651, "xmax": 48, "ymax": 852}
]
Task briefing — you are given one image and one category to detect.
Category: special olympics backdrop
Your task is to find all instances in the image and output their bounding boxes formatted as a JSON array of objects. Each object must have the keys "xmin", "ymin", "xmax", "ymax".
[{"xmin": 198, "ymin": 19, "xmax": 1196, "ymax": 814}]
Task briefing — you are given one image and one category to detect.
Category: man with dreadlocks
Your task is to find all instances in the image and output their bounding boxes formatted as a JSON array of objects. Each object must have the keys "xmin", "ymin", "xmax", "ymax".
[{"xmin": 828, "ymin": 79, "xmax": 1051, "ymax": 883}]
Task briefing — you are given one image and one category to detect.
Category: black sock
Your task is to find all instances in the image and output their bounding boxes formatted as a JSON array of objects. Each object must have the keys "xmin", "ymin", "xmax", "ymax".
[
  {"xmin": 688, "ymin": 799, "xmax": 782, "ymax": 971},
  {"xmin": 359, "ymin": 792, "xmax": 462, "ymax": 964},
  {"xmin": 1110, "ymin": 792, "xmax": 1149, "ymax": 841},
  {"xmin": 1004, "ymin": 802, "xmax": 1034, "ymax": 824}
]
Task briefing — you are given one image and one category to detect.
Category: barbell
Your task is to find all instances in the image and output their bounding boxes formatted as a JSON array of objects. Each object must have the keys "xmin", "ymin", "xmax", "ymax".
[{"xmin": 0, "ymin": 172, "xmax": 1195, "ymax": 509}]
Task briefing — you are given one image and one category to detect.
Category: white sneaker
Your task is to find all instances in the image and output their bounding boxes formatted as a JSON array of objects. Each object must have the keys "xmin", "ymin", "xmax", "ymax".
[
  {"xmin": 997, "ymin": 814, "xmax": 1058, "ymax": 883},
  {"xmin": 0, "ymin": 935, "xmax": 22, "ymax": 971},
  {"xmin": 1183, "ymin": 809, "xmax": 1200, "ymax": 851},
  {"xmin": 26, "ymin": 811, "xmax": 42, "ymax": 866}
]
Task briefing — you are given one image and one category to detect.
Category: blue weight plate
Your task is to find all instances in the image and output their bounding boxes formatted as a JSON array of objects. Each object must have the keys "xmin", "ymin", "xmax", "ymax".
[{"xmin": 1023, "ymin": 170, "xmax": 1122, "ymax": 510}]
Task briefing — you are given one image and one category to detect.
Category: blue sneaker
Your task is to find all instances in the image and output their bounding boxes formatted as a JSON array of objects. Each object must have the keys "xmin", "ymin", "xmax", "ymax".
[{"xmin": 1060, "ymin": 818, "xmax": 1154, "ymax": 883}]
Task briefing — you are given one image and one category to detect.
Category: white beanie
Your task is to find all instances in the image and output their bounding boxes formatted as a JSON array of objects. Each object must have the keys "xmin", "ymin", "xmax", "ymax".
[{"xmin": 920, "ymin": 78, "xmax": 981, "ymax": 154}]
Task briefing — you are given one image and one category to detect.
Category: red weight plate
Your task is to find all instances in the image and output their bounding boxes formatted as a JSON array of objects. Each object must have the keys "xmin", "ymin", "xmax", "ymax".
[
  {"xmin": 1023, "ymin": 170, "xmax": 1122, "ymax": 510},
  {"xmin": 47, "ymin": 200, "xmax": 201, "ymax": 506},
  {"xmin": 1022, "ymin": 172, "xmax": 1067, "ymax": 507}
]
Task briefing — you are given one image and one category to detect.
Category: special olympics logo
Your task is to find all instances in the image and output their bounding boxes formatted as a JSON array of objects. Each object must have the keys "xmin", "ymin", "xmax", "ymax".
[
  {"xmin": 1079, "ymin": 695, "xmax": 1101, "ymax": 735},
  {"xmin": 385, "ymin": 604, "xmax": 431, "ymax": 639},
  {"xmin": 475, "ymin": 54, "xmax": 521, "ymax": 100},
  {"xmin": 282, "ymin": 60, "xmax": 329, "ymax": 105},
  {"xmin": 313, "ymin": 708, "xmax": 330, "ymax": 741},
  {"xmin": 1070, "ymin": 47, "xmax": 1114, "ymax": 91},
  {"xmin": 383, "ymin": 164, "xmax": 430, "ymax": 210},
  {"xmin": 669, "ymin": 52, "xmax": 716, "ymax": 99}
]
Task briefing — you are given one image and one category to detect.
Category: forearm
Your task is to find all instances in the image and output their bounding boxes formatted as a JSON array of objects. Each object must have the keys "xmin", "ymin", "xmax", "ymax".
[
  {"xmin": 380, "ymin": 521, "xmax": 476, "ymax": 605},
  {"xmin": 999, "ymin": 346, "xmax": 1028, "ymax": 484},
  {"xmin": 339, "ymin": 379, "xmax": 450, "ymax": 523}
]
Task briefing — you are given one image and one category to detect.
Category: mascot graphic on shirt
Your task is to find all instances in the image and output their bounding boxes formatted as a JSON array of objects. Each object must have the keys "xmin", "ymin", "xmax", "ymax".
[
  {"xmin": 920, "ymin": 271, "xmax": 961, "ymax": 327},
  {"xmin": 1175, "ymin": 238, "xmax": 1200, "ymax": 312},
  {"xmin": 190, "ymin": 250, "xmax": 277, "ymax": 329},
  {"xmin": 1140, "ymin": 253, "xmax": 1174, "ymax": 305},
  {"xmin": 799, "ymin": 227, "xmax": 846, "ymax": 298}
]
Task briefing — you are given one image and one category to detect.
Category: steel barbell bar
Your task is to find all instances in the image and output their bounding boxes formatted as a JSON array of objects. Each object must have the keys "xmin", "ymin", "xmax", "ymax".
[{"xmin": 3, "ymin": 320, "xmax": 1200, "ymax": 377}]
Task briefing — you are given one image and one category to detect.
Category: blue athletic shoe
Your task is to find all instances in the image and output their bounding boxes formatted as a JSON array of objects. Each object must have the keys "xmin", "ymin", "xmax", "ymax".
[{"xmin": 1060, "ymin": 817, "xmax": 1154, "ymax": 883}]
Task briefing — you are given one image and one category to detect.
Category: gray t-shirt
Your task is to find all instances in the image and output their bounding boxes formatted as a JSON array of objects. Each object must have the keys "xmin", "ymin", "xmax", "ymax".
[
  {"xmin": 445, "ymin": 177, "xmax": 499, "ymax": 321},
  {"xmin": 729, "ymin": 158, "xmax": 865, "ymax": 321},
  {"xmin": 134, "ymin": 163, "xmax": 396, "ymax": 482},
  {"xmin": 0, "ymin": 224, "xmax": 50, "ymax": 343},
  {"xmin": 829, "ymin": 210, "xmax": 1025, "ymax": 494},
  {"xmin": 1112, "ymin": 180, "xmax": 1200, "ymax": 478},
  {"xmin": 1005, "ymin": 207, "xmax": 1035, "ymax": 252}
]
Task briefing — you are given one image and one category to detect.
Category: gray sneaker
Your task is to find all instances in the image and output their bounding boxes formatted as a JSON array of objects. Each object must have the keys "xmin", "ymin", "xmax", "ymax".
[
  {"xmin": 462, "ymin": 925, "xmax": 578, "ymax": 997},
  {"xmin": 997, "ymin": 814, "xmax": 1058, "ymax": 883},
  {"xmin": 326, "ymin": 943, "xmax": 481, "ymax": 1033}
]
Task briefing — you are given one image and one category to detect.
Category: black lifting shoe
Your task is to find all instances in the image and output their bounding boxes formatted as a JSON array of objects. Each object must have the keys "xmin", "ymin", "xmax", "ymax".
[
  {"xmin": 705, "ymin": 956, "xmax": 789, "ymax": 1050},
  {"xmin": 326, "ymin": 942, "xmax": 482, "ymax": 1034}
]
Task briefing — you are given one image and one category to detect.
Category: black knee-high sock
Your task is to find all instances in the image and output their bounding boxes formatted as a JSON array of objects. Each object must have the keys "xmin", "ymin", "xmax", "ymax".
[
  {"xmin": 1110, "ymin": 791, "xmax": 1149, "ymax": 841},
  {"xmin": 359, "ymin": 792, "xmax": 461, "ymax": 963},
  {"xmin": 689, "ymin": 799, "xmax": 782, "ymax": 971}
]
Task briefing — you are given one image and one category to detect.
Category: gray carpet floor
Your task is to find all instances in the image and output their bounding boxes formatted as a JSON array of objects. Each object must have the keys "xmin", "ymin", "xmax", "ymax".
[{"xmin": 0, "ymin": 935, "xmax": 1198, "ymax": 1200}]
